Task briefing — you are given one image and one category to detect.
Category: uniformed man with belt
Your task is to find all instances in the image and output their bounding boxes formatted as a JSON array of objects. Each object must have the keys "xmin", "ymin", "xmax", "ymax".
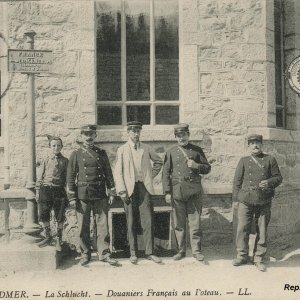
[
  {"xmin": 67, "ymin": 125, "xmax": 117, "ymax": 266},
  {"xmin": 162, "ymin": 124, "xmax": 211, "ymax": 262},
  {"xmin": 232, "ymin": 134, "xmax": 282, "ymax": 271}
]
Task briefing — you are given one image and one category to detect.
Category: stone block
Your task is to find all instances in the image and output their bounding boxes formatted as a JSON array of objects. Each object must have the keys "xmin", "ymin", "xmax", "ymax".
[
  {"xmin": 199, "ymin": 17, "xmax": 227, "ymax": 32},
  {"xmin": 64, "ymin": 29, "xmax": 95, "ymax": 51},
  {"xmin": 182, "ymin": 45, "xmax": 198, "ymax": 103},
  {"xmin": 223, "ymin": 60, "xmax": 252, "ymax": 70},
  {"xmin": 199, "ymin": 48, "xmax": 221, "ymax": 59},
  {"xmin": 246, "ymin": 112, "xmax": 267, "ymax": 126},
  {"xmin": 226, "ymin": 83, "xmax": 248, "ymax": 97},
  {"xmin": 34, "ymin": 39, "xmax": 64, "ymax": 51},
  {"xmin": 0, "ymin": 242, "xmax": 57, "ymax": 271},
  {"xmin": 200, "ymin": 74, "xmax": 225, "ymax": 96},
  {"xmin": 42, "ymin": 2, "xmax": 76, "ymax": 24},
  {"xmin": 234, "ymin": 98, "xmax": 264, "ymax": 112},
  {"xmin": 230, "ymin": 11, "xmax": 263, "ymax": 31},
  {"xmin": 247, "ymin": 27, "xmax": 266, "ymax": 44},
  {"xmin": 77, "ymin": 1, "xmax": 94, "ymax": 30},
  {"xmin": 241, "ymin": 44, "xmax": 266, "ymax": 61},
  {"xmin": 52, "ymin": 52, "xmax": 78, "ymax": 75},
  {"xmin": 64, "ymin": 112, "xmax": 95, "ymax": 129},
  {"xmin": 43, "ymin": 90, "xmax": 78, "ymax": 113},
  {"xmin": 222, "ymin": 44, "xmax": 243, "ymax": 59},
  {"xmin": 198, "ymin": 0, "xmax": 218, "ymax": 16},
  {"xmin": 225, "ymin": 30, "xmax": 247, "ymax": 43},
  {"xmin": 199, "ymin": 60, "xmax": 222, "ymax": 72},
  {"xmin": 181, "ymin": 0, "xmax": 198, "ymax": 32},
  {"xmin": 243, "ymin": 71, "xmax": 265, "ymax": 82}
]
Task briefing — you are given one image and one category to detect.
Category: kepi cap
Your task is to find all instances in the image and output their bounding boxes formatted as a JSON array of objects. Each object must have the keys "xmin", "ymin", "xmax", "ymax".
[
  {"xmin": 247, "ymin": 134, "xmax": 263, "ymax": 143},
  {"xmin": 174, "ymin": 123, "xmax": 189, "ymax": 135},
  {"xmin": 127, "ymin": 121, "xmax": 143, "ymax": 130},
  {"xmin": 80, "ymin": 124, "xmax": 97, "ymax": 133}
]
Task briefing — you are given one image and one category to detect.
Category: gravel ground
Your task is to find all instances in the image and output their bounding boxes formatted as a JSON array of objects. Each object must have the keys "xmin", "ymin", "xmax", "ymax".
[{"xmin": 0, "ymin": 233, "xmax": 299, "ymax": 300}]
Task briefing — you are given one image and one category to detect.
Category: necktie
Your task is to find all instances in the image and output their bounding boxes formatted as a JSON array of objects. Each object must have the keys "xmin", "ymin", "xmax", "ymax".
[{"xmin": 134, "ymin": 144, "xmax": 137, "ymax": 150}]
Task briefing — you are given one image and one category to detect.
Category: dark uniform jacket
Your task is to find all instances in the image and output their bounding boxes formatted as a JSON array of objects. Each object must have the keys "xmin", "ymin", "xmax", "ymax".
[
  {"xmin": 232, "ymin": 153, "xmax": 282, "ymax": 205},
  {"xmin": 162, "ymin": 143, "xmax": 211, "ymax": 201},
  {"xmin": 67, "ymin": 146, "xmax": 115, "ymax": 201}
]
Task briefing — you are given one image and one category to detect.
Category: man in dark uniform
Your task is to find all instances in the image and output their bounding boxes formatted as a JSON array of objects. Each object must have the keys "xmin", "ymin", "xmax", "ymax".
[
  {"xmin": 232, "ymin": 134, "xmax": 282, "ymax": 272},
  {"xmin": 67, "ymin": 125, "xmax": 117, "ymax": 266},
  {"xmin": 162, "ymin": 123, "xmax": 211, "ymax": 262}
]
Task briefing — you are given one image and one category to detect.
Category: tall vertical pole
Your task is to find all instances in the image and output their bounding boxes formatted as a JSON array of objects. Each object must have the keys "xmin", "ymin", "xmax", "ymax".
[{"xmin": 23, "ymin": 31, "xmax": 39, "ymax": 233}]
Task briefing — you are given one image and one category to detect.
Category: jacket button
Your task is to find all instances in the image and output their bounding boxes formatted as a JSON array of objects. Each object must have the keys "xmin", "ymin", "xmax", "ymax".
[{"xmin": 86, "ymin": 175, "xmax": 88, "ymax": 178}]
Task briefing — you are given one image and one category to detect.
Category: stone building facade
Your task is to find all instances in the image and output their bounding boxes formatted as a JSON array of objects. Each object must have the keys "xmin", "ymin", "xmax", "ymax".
[{"xmin": 0, "ymin": 0, "xmax": 300, "ymax": 247}]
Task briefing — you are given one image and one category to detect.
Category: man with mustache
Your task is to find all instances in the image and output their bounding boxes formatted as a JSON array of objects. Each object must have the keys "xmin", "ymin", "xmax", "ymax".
[
  {"xmin": 114, "ymin": 121, "xmax": 163, "ymax": 264},
  {"xmin": 67, "ymin": 125, "xmax": 118, "ymax": 266},
  {"xmin": 162, "ymin": 123, "xmax": 211, "ymax": 262},
  {"xmin": 232, "ymin": 134, "xmax": 282, "ymax": 272}
]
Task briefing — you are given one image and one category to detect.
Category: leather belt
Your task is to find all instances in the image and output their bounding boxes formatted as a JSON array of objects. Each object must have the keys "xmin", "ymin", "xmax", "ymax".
[
  {"xmin": 77, "ymin": 181, "xmax": 103, "ymax": 187},
  {"xmin": 242, "ymin": 186, "xmax": 260, "ymax": 191},
  {"xmin": 41, "ymin": 185, "xmax": 64, "ymax": 190}
]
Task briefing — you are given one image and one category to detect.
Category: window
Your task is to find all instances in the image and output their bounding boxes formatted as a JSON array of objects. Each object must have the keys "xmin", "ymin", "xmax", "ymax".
[
  {"xmin": 274, "ymin": 0, "xmax": 285, "ymax": 128},
  {"xmin": 96, "ymin": 0, "xmax": 179, "ymax": 126}
]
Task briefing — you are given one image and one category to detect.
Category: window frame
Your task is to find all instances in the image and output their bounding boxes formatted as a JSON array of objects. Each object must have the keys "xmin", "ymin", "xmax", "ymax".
[
  {"xmin": 274, "ymin": 0, "xmax": 286, "ymax": 129},
  {"xmin": 95, "ymin": 0, "xmax": 180, "ymax": 128}
]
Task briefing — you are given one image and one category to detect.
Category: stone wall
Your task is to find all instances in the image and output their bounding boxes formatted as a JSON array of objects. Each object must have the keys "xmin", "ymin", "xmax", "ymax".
[{"xmin": 0, "ymin": 0, "xmax": 300, "ymax": 244}]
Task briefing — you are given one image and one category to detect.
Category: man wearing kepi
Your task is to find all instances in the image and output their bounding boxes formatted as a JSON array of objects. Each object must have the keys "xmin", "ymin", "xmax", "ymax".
[
  {"xmin": 162, "ymin": 123, "xmax": 211, "ymax": 262},
  {"xmin": 114, "ymin": 121, "xmax": 163, "ymax": 264},
  {"xmin": 232, "ymin": 134, "xmax": 282, "ymax": 272},
  {"xmin": 67, "ymin": 125, "xmax": 117, "ymax": 266}
]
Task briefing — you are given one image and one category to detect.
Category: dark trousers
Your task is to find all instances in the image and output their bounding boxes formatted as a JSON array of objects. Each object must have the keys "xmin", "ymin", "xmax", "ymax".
[
  {"xmin": 236, "ymin": 202, "xmax": 271, "ymax": 262},
  {"xmin": 124, "ymin": 182, "xmax": 153, "ymax": 256},
  {"xmin": 76, "ymin": 199, "xmax": 110, "ymax": 260},
  {"xmin": 172, "ymin": 194, "xmax": 203, "ymax": 255},
  {"xmin": 38, "ymin": 186, "xmax": 67, "ymax": 223}
]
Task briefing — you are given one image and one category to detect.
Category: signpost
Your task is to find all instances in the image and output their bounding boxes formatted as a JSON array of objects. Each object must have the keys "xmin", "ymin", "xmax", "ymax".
[
  {"xmin": 8, "ymin": 31, "xmax": 53, "ymax": 238},
  {"xmin": 8, "ymin": 49, "xmax": 53, "ymax": 73}
]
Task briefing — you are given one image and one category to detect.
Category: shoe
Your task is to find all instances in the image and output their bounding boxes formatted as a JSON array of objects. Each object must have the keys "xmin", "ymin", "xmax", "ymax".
[
  {"xmin": 37, "ymin": 226, "xmax": 52, "ymax": 248},
  {"xmin": 101, "ymin": 256, "xmax": 118, "ymax": 266},
  {"xmin": 130, "ymin": 255, "xmax": 138, "ymax": 264},
  {"xmin": 232, "ymin": 258, "xmax": 247, "ymax": 266},
  {"xmin": 193, "ymin": 253, "xmax": 205, "ymax": 262},
  {"xmin": 255, "ymin": 262, "xmax": 267, "ymax": 272},
  {"xmin": 80, "ymin": 255, "xmax": 90, "ymax": 266},
  {"xmin": 146, "ymin": 254, "xmax": 162, "ymax": 264},
  {"xmin": 173, "ymin": 252, "xmax": 185, "ymax": 261}
]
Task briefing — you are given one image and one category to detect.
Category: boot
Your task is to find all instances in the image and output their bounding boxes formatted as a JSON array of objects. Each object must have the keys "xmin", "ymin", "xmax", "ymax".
[
  {"xmin": 38, "ymin": 226, "xmax": 52, "ymax": 248},
  {"xmin": 56, "ymin": 228, "xmax": 63, "ymax": 251}
]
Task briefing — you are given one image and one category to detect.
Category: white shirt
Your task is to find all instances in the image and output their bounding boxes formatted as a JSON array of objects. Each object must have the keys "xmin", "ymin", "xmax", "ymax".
[{"xmin": 128, "ymin": 140, "xmax": 143, "ymax": 182}]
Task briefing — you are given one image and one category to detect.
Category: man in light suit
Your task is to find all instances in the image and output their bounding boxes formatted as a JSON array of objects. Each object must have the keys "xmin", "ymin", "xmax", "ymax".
[{"xmin": 114, "ymin": 121, "xmax": 163, "ymax": 264}]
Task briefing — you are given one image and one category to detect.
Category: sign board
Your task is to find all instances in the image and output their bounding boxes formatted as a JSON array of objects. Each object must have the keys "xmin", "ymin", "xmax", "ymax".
[
  {"xmin": 287, "ymin": 55, "xmax": 300, "ymax": 95},
  {"xmin": 8, "ymin": 49, "xmax": 53, "ymax": 73}
]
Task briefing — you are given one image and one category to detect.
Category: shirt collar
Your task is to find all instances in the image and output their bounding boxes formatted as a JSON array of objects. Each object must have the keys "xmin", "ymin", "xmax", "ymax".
[
  {"xmin": 52, "ymin": 153, "xmax": 62, "ymax": 159},
  {"xmin": 128, "ymin": 139, "xmax": 140, "ymax": 149}
]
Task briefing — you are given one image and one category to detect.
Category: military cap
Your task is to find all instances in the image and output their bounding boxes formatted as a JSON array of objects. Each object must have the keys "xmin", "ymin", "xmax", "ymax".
[
  {"xmin": 247, "ymin": 134, "xmax": 263, "ymax": 143},
  {"xmin": 174, "ymin": 123, "xmax": 189, "ymax": 135},
  {"xmin": 127, "ymin": 121, "xmax": 143, "ymax": 130},
  {"xmin": 80, "ymin": 124, "xmax": 97, "ymax": 133}
]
